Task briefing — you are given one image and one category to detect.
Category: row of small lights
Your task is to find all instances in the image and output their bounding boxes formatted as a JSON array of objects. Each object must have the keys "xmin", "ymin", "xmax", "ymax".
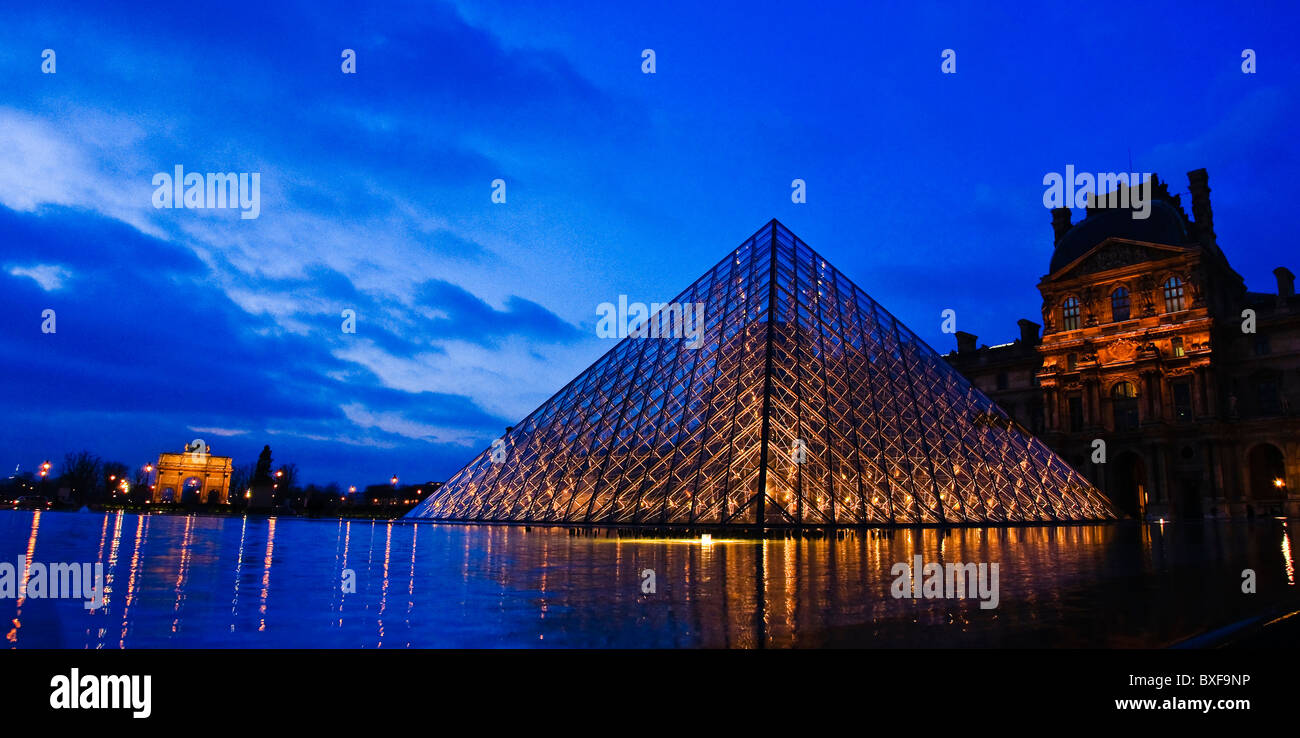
[
  {"xmin": 31, "ymin": 462, "xmax": 1290, "ymax": 504},
  {"xmin": 25, "ymin": 463, "xmax": 432, "ymax": 508}
]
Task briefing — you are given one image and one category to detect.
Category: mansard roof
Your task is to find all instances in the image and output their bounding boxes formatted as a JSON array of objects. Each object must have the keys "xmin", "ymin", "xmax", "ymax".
[{"xmin": 1050, "ymin": 199, "xmax": 1191, "ymax": 274}]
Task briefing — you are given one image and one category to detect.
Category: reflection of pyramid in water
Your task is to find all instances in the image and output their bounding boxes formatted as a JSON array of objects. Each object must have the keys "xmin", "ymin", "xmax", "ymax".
[{"xmin": 408, "ymin": 220, "xmax": 1114, "ymax": 526}]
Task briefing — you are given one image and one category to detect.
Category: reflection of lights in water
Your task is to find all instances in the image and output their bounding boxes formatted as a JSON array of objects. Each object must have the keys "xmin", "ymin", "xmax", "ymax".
[
  {"xmin": 97, "ymin": 511, "xmax": 125, "ymax": 646},
  {"xmin": 406, "ymin": 525, "xmax": 419, "ymax": 648},
  {"xmin": 377, "ymin": 522, "xmax": 392, "ymax": 646},
  {"xmin": 338, "ymin": 520, "xmax": 351, "ymax": 628},
  {"xmin": 230, "ymin": 515, "xmax": 248, "ymax": 634},
  {"xmin": 172, "ymin": 515, "xmax": 195, "ymax": 634},
  {"xmin": 7, "ymin": 511, "xmax": 42, "ymax": 643},
  {"xmin": 122, "ymin": 515, "xmax": 147, "ymax": 647},
  {"xmin": 596, "ymin": 536, "xmax": 745, "ymax": 545},
  {"xmin": 258, "ymin": 518, "xmax": 277, "ymax": 632},
  {"xmin": 1283, "ymin": 525, "xmax": 1295, "ymax": 586}
]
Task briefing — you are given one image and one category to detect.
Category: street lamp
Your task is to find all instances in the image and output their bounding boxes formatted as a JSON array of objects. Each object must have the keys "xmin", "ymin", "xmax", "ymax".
[{"xmin": 1274, "ymin": 478, "xmax": 1286, "ymax": 490}]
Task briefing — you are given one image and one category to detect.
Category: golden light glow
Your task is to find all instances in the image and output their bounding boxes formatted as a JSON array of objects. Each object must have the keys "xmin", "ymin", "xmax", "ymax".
[
  {"xmin": 1274, "ymin": 478, "xmax": 1286, "ymax": 489},
  {"xmin": 601, "ymin": 536, "xmax": 744, "ymax": 546}
]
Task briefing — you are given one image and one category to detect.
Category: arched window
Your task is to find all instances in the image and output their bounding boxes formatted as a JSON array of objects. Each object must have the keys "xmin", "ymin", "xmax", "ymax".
[
  {"xmin": 1112, "ymin": 381, "xmax": 1139, "ymax": 431},
  {"xmin": 1110, "ymin": 286, "xmax": 1130, "ymax": 322},
  {"xmin": 1062, "ymin": 296, "xmax": 1080, "ymax": 331},
  {"xmin": 1163, "ymin": 276, "xmax": 1185, "ymax": 313}
]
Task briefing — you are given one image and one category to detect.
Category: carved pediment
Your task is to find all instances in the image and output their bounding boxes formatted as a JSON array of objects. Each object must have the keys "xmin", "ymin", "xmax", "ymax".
[
  {"xmin": 1053, "ymin": 239, "xmax": 1191, "ymax": 281},
  {"xmin": 1077, "ymin": 243, "xmax": 1166, "ymax": 275}
]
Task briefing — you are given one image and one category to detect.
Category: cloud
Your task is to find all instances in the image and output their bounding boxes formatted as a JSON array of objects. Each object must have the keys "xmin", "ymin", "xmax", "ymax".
[
  {"xmin": 187, "ymin": 426, "xmax": 250, "ymax": 437},
  {"xmin": 7, "ymin": 264, "xmax": 72, "ymax": 291},
  {"xmin": 0, "ymin": 108, "xmax": 166, "ymax": 240},
  {"xmin": 413, "ymin": 278, "xmax": 583, "ymax": 344},
  {"xmin": 0, "ymin": 1, "xmax": 624, "ymax": 486},
  {"xmin": 0, "ymin": 203, "xmax": 518, "ymax": 483},
  {"xmin": 340, "ymin": 403, "xmax": 482, "ymax": 446}
]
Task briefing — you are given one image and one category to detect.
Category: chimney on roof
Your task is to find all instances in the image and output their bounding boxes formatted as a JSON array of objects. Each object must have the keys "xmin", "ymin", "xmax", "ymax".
[
  {"xmin": 956, "ymin": 331, "xmax": 977, "ymax": 354},
  {"xmin": 1017, "ymin": 319, "xmax": 1041, "ymax": 346},
  {"xmin": 1051, "ymin": 207, "xmax": 1072, "ymax": 244},
  {"xmin": 1275, "ymin": 267, "xmax": 1295, "ymax": 300},
  {"xmin": 1187, "ymin": 168, "xmax": 1217, "ymax": 248}
]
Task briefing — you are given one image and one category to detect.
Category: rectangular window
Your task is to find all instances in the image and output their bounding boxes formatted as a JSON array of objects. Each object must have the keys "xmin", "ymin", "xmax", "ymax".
[
  {"xmin": 1163, "ymin": 277, "xmax": 1185, "ymax": 313},
  {"xmin": 1062, "ymin": 298, "xmax": 1080, "ymax": 331},
  {"xmin": 1173, "ymin": 382, "xmax": 1192, "ymax": 422},
  {"xmin": 1068, "ymin": 396, "xmax": 1084, "ymax": 432},
  {"xmin": 1114, "ymin": 399, "xmax": 1140, "ymax": 431},
  {"xmin": 1257, "ymin": 380, "xmax": 1280, "ymax": 416},
  {"xmin": 1171, "ymin": 336, "xmax": 1185, "ymax": 357},
  {"xmin": 1111, "ymin": 287, "xmax": 1130, "ymax": 322}
]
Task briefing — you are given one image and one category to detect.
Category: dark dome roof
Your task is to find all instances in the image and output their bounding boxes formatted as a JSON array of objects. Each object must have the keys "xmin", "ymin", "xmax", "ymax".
[{"xmin": 1049, "ymin": 199, "xmax": 1189, "ymax": 273}]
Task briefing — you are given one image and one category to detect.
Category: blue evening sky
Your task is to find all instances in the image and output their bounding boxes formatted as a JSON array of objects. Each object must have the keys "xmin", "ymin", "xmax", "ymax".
[{"xmin": 0, "ymin": 1, "xmax": 1295, "ymax": 486}]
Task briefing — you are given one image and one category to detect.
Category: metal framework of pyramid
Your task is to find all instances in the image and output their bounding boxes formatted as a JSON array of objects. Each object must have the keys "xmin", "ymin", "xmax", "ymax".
[{"xmin": 407, "ymin": 220, "xmax": 1114, "ymax": 526}]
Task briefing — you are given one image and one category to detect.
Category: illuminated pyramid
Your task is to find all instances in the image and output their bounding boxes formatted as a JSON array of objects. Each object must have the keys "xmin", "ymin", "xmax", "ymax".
[{"xmin": 407, "ymin": 220, "xmax": 1114, "ymax": 526}]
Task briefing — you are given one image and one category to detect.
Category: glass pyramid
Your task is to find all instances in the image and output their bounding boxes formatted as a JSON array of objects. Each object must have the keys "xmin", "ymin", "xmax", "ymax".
[{"xmin": 407, "ymin": 220, "xmax": 1114, "ymax": 526}]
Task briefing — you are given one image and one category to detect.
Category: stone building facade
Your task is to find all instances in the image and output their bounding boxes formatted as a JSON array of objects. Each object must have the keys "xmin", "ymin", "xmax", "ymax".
[{"xmin": 946, "ymin": 169, "xmax": 1298, "ymax": 519}]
